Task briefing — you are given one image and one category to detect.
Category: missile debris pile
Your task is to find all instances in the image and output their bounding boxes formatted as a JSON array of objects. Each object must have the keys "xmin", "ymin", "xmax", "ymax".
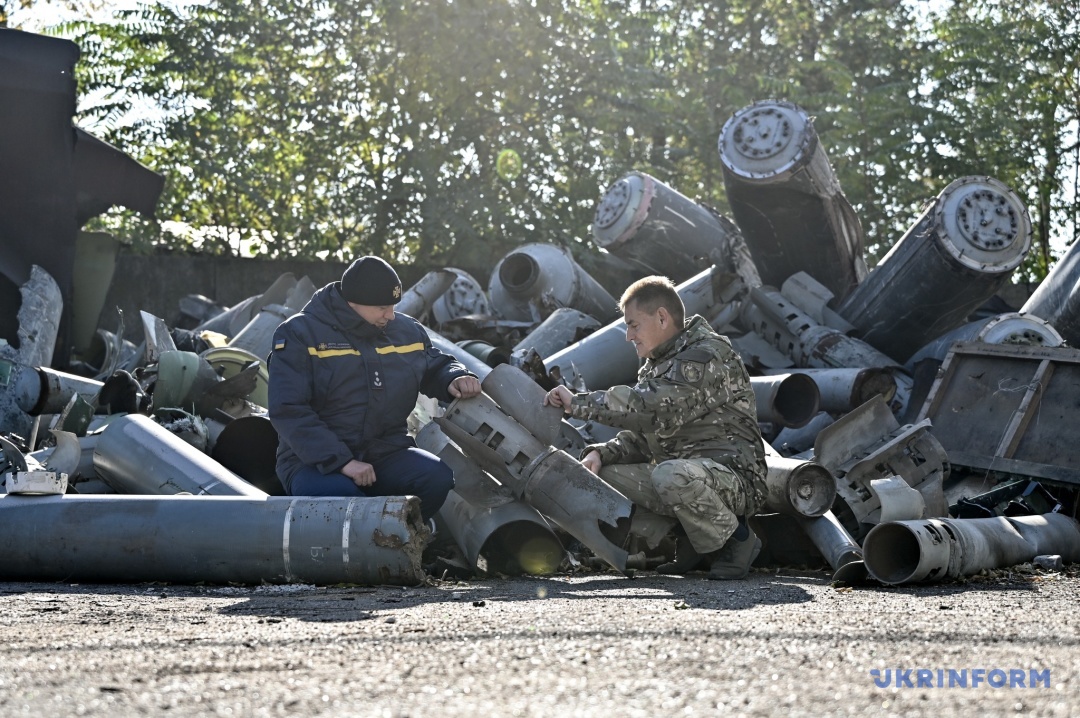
[{"xmin": 4, "ymin": 89, "xmax": 1080, "ymax": 586}]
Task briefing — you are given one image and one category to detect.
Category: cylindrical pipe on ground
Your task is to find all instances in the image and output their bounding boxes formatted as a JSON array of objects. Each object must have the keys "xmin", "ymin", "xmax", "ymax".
[
  {"xmin": 489, "ymin": 244, "xmax": 618, "ymax": 323},
  {"xmin": 718, "ymin": 100, "xmax": 866, "ymax": 302},
  {"xmin": 760, "ymin": 367, "xmax": 897, "ymax": 415},
  {"xmin": 763, "ymin": 455, "xmax": 835, "ymax": 517},
  {"xmin": 438, "ymin": 490, "xmax": 564, "ymax": 576},
  {"xmin": 0, "ymin": 494, "xmax": 426, "ymax": 585},
  {"xmin": 751, "ymin": 374, "xmax": 820, "ymax": 429},
  {"xmin": 591, "ymin": 171, "xmax": 753, "ymax": 284},
  {"xmin": 837, "ymin": 176, "xmax": 1032, "ymax": 364},
  {"xmin": 93, "ymin": 413, "xmax": 266, "ymax": 496},
  {"xmin": 863, "ymin": 513, "xmax": 1080, "ymax": 585},
  {"xmin": 796, "ymin": 511, "xmax": 868, "ymax": 583}
]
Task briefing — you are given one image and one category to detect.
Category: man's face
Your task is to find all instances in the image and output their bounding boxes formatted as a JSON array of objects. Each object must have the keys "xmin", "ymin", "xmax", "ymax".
[
  {"xmin": 348, "ymin": 302, "xmax": 396, "ymax": 329},
  {"xmin": 623, "ymin": 301, "xmax": 677, "ymax": 358}
]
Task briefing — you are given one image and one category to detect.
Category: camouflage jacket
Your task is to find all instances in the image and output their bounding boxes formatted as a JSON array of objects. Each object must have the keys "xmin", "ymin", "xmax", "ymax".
[{"xmin": 572, "ymin": 315, "xmax": 767, "ymax": 507}]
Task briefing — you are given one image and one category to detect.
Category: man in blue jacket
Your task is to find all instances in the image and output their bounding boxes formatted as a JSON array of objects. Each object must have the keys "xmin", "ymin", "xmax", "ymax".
[{"xmin": 268, "ymin": 256, "xmax": 482, "ymax": 520}]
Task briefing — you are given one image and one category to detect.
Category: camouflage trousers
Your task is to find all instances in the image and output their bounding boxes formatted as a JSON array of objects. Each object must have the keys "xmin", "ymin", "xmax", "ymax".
[{"xmin": 599, "ymin": 459, "xmax": 753, "ymax": 554}]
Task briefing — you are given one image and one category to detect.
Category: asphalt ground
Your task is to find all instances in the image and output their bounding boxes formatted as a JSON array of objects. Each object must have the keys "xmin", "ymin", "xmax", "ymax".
[{"xmin": 0, "ymin": 564, "xmax": 1077, "ymax": 717}]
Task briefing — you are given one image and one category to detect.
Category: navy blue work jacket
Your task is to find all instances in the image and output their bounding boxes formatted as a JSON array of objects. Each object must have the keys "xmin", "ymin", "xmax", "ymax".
[{"xmin": 268, "ymin": 282, "xmax": 472, "ymax": 492}]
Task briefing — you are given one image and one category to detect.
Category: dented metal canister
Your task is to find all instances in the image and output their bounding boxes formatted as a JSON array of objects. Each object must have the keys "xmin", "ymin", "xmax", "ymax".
[
  {"xmin": 488, "ymin": 243, "xmax": 618, "ymax": 324},
  {"xmin": 837, "ymin": 176, "xmax": 1032, "ymax": 363},
  {"xmin": 718, "ymin": 100, "xmax": 867, "ymax": 301}
]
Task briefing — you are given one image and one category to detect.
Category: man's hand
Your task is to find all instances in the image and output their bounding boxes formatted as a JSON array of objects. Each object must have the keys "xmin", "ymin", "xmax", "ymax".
[
  {"xmin": 448, "ymin": 375, "xmax": 482, "ymax": 399},
  {"xmin": 342, "ymin": 459, "xmax": 376, "ymax": 487},
  {"xmin": 543, "ymin": 385, "xmax": 575, "ymax": 414},
  {"xmin": 581, "ymin": 450, "xmax": 602, "ymax": 475}
]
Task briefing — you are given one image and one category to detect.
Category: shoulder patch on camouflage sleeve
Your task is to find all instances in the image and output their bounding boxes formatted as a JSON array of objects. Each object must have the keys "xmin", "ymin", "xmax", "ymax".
[{"xmin": 679, "ymin": 360, "xmax": 704, "ymax": 383}]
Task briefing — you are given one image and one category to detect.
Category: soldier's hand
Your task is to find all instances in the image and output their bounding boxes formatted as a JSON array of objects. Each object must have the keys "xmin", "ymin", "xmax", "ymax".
[
  {"xmin": 448, "ymin": 375, "xmax": 482, "ymax": 399},
  {"xmin": 581, "ymin": 450, "xmax": 602, "ymax": 475},
  {"xmin": 342, "ymin": 459, "xmax": 376, "ymax": 487},
  {"xmin": 543, "ymin": 385, "xmax": 574, "ymax": 413}
]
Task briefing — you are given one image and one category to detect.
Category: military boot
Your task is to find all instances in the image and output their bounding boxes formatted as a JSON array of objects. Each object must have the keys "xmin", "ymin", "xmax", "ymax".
[
  {"xmin": 707, "ymin": 522, "xmax": 761, "ymax": 580},
  {"xmin": 656, "ymin": 529, "xmax": 703, "ymax": 575}
]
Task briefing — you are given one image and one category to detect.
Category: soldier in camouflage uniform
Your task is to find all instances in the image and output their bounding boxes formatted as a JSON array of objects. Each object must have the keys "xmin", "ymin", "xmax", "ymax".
[{"xmin": 544, "ymin": 276, "xmax": 768, "ymax": 579}]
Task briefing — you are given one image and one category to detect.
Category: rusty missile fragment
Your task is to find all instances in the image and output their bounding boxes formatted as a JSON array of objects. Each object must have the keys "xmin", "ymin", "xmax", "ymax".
[
  {"xmin": 718, "ymin": 100, "xmax": 867, "ymax": 301},
  {"xmin": 592, "ymin": 170, "xmax": 760, "ymax": 285},
  {"xmin": 0, "ymin": 494, "xmax": 427, "ymax": 585},
  {"xmin": 489, "ymin": 243, "xmax": 618, "ymax": 324},
  {"xmin": 837, "ymin": 176, "xmax": 1032, "ymax": 363}
]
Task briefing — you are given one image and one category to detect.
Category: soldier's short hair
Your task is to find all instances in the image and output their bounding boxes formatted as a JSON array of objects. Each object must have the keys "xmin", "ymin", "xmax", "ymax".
[{"xmin": 619, "ymin": 276, "xmax": 685, "ymax": 326}]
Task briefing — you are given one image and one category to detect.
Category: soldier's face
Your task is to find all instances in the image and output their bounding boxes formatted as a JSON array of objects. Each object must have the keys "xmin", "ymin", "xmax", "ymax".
[
  {"xmin": 623, "ymin": 301, "xmax": 678, "ymax": 358},
  {"xmin": 348, "ymin": 302, "xmax": 397, "ymax": 329}
]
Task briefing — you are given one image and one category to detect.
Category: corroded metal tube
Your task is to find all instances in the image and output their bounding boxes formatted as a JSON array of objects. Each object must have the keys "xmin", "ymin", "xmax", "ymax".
[{"xmin": 0, "ymin": 494, "xmax": 427, "ymax": 585}]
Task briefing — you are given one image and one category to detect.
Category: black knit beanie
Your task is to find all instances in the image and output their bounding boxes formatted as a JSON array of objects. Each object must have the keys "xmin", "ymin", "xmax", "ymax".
[{"xmin": 340, "ymin": 256, "xmax": 402, "ymax": 305}]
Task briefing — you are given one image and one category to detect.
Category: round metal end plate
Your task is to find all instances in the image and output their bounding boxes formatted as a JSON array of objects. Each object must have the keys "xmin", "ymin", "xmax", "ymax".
[
  {"xmin": 978, "ymin": 312, "xmax": 1064, "ymax": 347},
  {"xmin": 718, "ymin": 101, "xmax": 812, "ymax": 179},
  {"xmin": 935, "ymin": 176, "xmax": 1032, "ymax": 273},
  {"xmin": 592, "ymin": 173, "xmax": 647, "ymax": 248},
  {"xmin": 431, "ymin": 269, "xmax": 491, "ymax": 324}
]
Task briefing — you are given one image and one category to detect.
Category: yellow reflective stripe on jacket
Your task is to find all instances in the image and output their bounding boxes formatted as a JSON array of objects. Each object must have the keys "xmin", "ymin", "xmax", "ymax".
[
  {"xmin": 375, "ymin": 342, "xmax": 425, "ymax": 355},
  {"xmin": 308, "ymin": 347, "xmax": 361, "ymax": 358}
]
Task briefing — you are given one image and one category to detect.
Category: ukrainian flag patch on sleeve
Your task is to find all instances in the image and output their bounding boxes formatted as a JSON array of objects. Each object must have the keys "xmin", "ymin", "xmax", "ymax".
[{"xmin": 274, "ymin": 339, "xmax": 287, "ymax": 351}]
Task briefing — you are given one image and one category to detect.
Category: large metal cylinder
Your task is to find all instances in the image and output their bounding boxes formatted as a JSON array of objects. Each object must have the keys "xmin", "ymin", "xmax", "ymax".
[
  {"xmin": 488, "ymin": 243, "xmax": 618, "ymax": 323},
  {"xmin": 93, "ymin": 413, "xmax": 266, "ymax": 496},
  {"xmin": 905, "ymin": 313, "xmax": 1063, "ymax": 371},
  {"xmin": 591, "ymin": 171, "xmax": 750, "ymax": 283},
  {"xmin": 763, "ymin": 454, "xmax": 835, "ymax": 517},
  {"xmin": 1022, "ymin": 238, "xmax": 1080, "ymax": 345},
  {"xmin": 760, "ymin": 367, "xmax": 898, "ymax": 415},
  {"xmin": 739, "ymin": 286, "xmax": 898, "ymax": 369},
  {"xmin": 544, "ymin": 267, "xmax": 728, "ymax": 390},
  {"xmin": 438, "ymin": 490, "xmax": 564, "ymax": 576},
  {"xmin": 863, "ymin": 513, "xmax": 1080, "ymax": 585},
  {"xmin": 0, "ymin": 494, "xmax": 427, "ymax": 585},
  {"xmin": 426, "ymin": 327, "xmax": 492, "ymax": 380},
  {"xmin": 751, "ymin": 373, "xmax": 820, "ymax": 429},
  {"xmin": 795, "ymin": 511, "xmax": 868, "ymax": 584},
  {"xmin": 436, "ymin": 392, "xmax": 633, "ymax": 571},
  {"xmin": 228, "ymin": 303, "xmax": 292, "ymax": 361},
  {"xmin": 718, "ymin": 100, "xmax": 867, "ymax": 301},
  {"xmin": 838, "ymin": 176, "xmax": 1032, "ymax": 363}
]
